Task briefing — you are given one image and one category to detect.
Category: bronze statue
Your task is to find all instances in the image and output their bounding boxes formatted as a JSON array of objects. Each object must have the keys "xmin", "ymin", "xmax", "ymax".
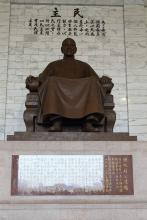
[{"xmin": 25, "ymin": 38, "xmax": 116, "ymax": 132}]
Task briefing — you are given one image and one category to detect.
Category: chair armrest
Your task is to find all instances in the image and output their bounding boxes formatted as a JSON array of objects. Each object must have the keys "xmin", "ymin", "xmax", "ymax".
[{"xmin": 100, "ymin": 75, "xmax": 114, "ymax": 94}]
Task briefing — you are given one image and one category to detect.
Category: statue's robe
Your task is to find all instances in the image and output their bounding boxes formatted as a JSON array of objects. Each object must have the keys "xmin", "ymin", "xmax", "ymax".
[{"xmin": 37, "ymin": 59, "xmax": 105, "ymax": 124}]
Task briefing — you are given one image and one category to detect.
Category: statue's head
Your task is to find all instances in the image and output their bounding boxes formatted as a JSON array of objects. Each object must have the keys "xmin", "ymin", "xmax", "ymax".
[{"xmin": 61, "ymin": 38, "xmax": 77, "ymax": 56}]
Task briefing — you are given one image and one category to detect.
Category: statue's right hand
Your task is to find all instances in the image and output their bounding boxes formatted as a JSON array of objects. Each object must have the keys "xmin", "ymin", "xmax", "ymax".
[
  {"xmin": 26, "ymin": 75, "xmax": 36, "ymax": 85},
  {"xmin": 26, "ymin": 75, "xmax": 39, "ymax": 92}
]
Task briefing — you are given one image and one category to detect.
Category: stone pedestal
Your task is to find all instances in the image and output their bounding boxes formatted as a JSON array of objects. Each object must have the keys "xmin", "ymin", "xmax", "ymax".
[{"xmin": 0, "ymin": 141, "xmax": 147, "ymax": 220}]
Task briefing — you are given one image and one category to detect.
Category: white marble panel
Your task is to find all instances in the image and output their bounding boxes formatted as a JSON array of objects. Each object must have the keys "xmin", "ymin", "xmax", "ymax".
[
  {"xmin": 124, "ymin": 4, "xmax": 147, "ymax": 140},
  {"xmin": 0, "ymin": 0, "xmax": 10, "ymax": 140}
]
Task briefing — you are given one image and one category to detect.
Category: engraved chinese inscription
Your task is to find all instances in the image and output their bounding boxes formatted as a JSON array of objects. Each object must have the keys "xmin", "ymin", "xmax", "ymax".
[
  {"xmin": 104, "ymin": 155, "xmax": 133, "ymax": 194},
  {"xmin": 11, "ymin": 155, "xmax": 133, "ymax": 195},
  {"xmin": 27, "ymin": 7, "xmax": 106, "ymax": 37}
]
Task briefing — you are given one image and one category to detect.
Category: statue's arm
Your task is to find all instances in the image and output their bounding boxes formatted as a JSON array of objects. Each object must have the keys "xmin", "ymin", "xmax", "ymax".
[
  {"xmin": 86, "ymin": 63, "xmax": 101, "ymax": 80},
  {"xmin": 86, "ymin": 64, "xmax": 113, "ymax": 95},
  {"xmin": 26, "ymin": 62, "xmax": 55, "ymax": 91},
  {"xmin": 86, "ymin": 64, "xmax": 106, "ymax": 96},
  {"xmin": 38, "ymin": 62, "xmax": 54, "ymax": 84}
]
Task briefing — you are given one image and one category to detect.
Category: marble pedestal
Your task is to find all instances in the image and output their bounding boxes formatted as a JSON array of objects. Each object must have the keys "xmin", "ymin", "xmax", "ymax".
[{"xmin": 0, "ymin": 141, "xmax": 147, "ymax": 220}]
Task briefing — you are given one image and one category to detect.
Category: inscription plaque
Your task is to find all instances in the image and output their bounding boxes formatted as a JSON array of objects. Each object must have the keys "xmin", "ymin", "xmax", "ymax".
[{"xmin": 11, "ymin": 155, "xmax": 133, "ymax": 195}]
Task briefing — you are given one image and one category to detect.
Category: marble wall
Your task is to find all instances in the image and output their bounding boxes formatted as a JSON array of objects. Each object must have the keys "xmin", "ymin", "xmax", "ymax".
[
  {"xmin": 0, "ymin": 0, "xmax": 10, "ymax": 140},
  {"xmin": 124, "ymin": 4, "xmax": 147, "ymax": 140},
  {"xmin": 0, "ymin": 0, "xmax": 147, "ymax": 140}
]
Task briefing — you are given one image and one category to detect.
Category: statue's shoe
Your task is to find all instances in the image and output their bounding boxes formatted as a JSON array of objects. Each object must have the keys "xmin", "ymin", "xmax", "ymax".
[
  {"xmin": 82, "ymin": 122, "xmax": 101, "ymax": 132},
  {"xmin": 48, "ymin": 121, "xmax": 62, "ymax": 132}
]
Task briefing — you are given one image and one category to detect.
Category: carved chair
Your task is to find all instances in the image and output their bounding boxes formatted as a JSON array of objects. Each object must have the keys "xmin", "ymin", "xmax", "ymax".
[{"xmin": 24, "ymin": 75, "xmax": 116, "ymax": 132}]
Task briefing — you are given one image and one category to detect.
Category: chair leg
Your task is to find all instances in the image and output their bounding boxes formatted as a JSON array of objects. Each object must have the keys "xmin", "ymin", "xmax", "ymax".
[
  {"xmin": 104, "ymin": 110, "xmax": 116, "ymax": 132},
  {"xmin": 23, "ymin": 108, "xmax": 37, "ymax": 132}
]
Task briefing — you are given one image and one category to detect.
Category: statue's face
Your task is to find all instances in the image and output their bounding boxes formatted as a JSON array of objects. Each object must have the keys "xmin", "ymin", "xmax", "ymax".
[{"xmin": 61, "ymin": 38, "xmax": 77, "ymax": 56}]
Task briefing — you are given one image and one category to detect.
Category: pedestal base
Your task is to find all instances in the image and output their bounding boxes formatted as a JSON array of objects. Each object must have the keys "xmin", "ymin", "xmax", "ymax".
[{"xmin": 0, "ymin": 141, "xmax": 147, "ymax": 220}]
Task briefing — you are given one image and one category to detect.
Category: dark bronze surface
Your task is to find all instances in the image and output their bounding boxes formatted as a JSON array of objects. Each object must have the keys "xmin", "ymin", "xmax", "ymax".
[
  {"xmin": 24, "ymin": 38, "xmax": 116, "ymax": 133},
  {"xmin": 11, "ymin": 155, "xmax": 19, "ymax": 195},
  {"xmin": 7, "ymin": 132, "xmax": 137, "ymax": 141}
]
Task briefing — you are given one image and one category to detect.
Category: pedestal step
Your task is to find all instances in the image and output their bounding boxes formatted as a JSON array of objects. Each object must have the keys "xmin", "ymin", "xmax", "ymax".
[{"xmin": 7, "ymin": 132, "xmax": 137, "ymax": 141}]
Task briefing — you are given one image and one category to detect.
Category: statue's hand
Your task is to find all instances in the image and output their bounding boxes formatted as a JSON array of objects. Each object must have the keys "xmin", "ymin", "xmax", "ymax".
[
  {"xmin": 26, "ymin": 75, "xmax": 36, "ymax": 84},
  {"xmin": 26, "ymin": 75, "xmax": 39, "ymax": 92},
  {"xmin": 100, "ymin": 75, "xmax": 112, "ymax": 84}
]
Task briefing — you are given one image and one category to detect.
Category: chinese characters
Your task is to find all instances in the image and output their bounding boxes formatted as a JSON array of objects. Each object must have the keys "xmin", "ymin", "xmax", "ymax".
[
  {"xmin": 104, "ymin": 155, "xmax": 133, "ymax": 194},
  {"xmin": 28, "ymin": 7, "xmax": 106, "ymax": 37},
  {"xmin": 11, "ymin": 155, "xmax": 133, "ymax": 195}
]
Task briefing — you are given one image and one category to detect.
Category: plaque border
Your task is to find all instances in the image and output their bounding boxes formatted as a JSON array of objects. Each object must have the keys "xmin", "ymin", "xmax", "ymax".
[{"xmin": 11, "ymin": 154, "xmax": 134, "ymax": 196}]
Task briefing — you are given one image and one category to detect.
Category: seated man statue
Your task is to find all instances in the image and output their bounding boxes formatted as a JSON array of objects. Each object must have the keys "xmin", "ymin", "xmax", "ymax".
[{"xmin": 26, "ymin": 38, "xmax": 106, "ymax": 132}]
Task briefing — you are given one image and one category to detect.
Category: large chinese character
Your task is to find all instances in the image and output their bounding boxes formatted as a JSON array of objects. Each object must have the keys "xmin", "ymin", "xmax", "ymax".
[
  {"xmin": 51, "ymin": 7, "xmax": 61, "ymax": 17},
  {"xmin": 74, "ymin": 8, "xmax": 83, "ymax": 18}
]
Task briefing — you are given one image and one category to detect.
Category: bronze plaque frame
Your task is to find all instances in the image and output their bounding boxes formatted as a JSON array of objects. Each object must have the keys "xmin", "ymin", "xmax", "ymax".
[{"xmin": 11, "ymin": 155, "xmax": 134, "ymax": 196}]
